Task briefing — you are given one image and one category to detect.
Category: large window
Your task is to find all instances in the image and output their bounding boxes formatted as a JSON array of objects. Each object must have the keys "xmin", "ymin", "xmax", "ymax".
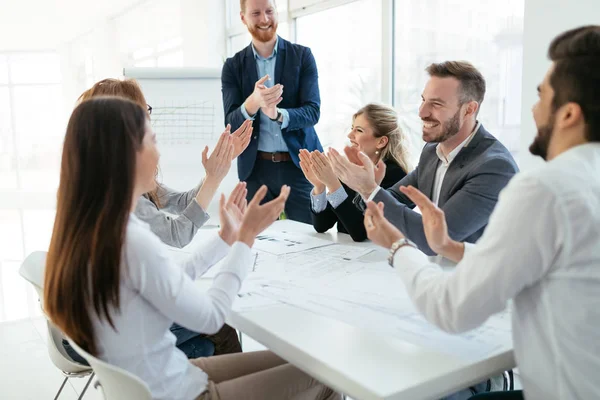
[
  {"xmin": 296, "ymin": 0, "xmax": 382, "ymax": 148},
  {"xmin": 394, "ymin": 0, "xmax": 524, "ymax": 154},
  {"xmin": 0, "ymin": 52, "xmax": 64, "ymax": 322}
]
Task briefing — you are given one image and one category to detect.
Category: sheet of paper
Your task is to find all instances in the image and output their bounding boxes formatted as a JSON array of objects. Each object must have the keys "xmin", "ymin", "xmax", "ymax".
[
  {"xmin": 307, "ymin": 244, "xmax": 375, "ymax": 261},
  {"xmin": 182, "ymin": 229, "xmax": 512, "ymax": 361},
  {"xmin": 236, "ymin": 259, "xmax": 512, "ymax": 360},
  {"xmin": 252, "ymin": 230, "xmax": 335, "ymax": 255}
]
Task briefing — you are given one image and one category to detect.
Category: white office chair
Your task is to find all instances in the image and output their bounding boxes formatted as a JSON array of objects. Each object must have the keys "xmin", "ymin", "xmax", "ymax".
[
  {"xmin": 68, "ymin": 339, "xmax": 152, "ymax": 400},
  {"xmin": 19, "ymin": 251, "xmax": 95, "ymax": 400}
]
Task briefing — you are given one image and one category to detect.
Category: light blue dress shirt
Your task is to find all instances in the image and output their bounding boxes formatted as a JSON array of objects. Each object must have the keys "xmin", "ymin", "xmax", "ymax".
[
  {"xmin": 240, "ymin": 37, "xmax": 290, "ymax": 153},
  {"xmin": 310, "ymin": 186, "xmax": 348, "ymax": 213}
]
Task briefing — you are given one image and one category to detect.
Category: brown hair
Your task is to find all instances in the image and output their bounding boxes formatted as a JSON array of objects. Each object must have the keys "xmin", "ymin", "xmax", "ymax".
[
  {"xmin": 44, "ymin": 97, "xmax": 148, "ymax": 355},
  {"xmin": 425, "ymin": 61, "xmax": 486, "ymax": 111},
  {"xmin": 78, "ymin": 78, "xmax": 147, "ymax": 107},
  {"xmin": 79, "ymin": 78, "xmax": 161, "ymax": 206},
  {"xmin": 548, "ymin": 25, "xmax": 600, "ymax": 142},
  {"xmin": 353, "ymin": 103, "xmax": 413, "ymax": 173}
]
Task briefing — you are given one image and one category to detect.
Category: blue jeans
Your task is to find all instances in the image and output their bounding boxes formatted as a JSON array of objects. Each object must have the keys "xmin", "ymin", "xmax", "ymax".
[
  {"xmin": 62, "ymin": 323, "xmax": 215, "ymax": 365},
  {"xmin": 245, "ymin": 158, "xmax": 313, "ymax": 224}
]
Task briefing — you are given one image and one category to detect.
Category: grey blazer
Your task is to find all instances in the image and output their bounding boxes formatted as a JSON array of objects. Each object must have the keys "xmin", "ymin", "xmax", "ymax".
[
  {"xmin": 368, "ymin": 125, "xmax": 518, "ymax": 255},
  {"xmin": 134, "ymin": 183, "xmax": 209, "ymax": 248}
]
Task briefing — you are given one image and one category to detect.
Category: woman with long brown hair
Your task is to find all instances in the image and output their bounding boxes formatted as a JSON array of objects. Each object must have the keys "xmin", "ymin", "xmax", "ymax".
[
  {"xmin": 44, "ymin": 97, "xmax": 339, "ymax": 400},
  {"xmin": 60, "ymin": 78, "xmax": 250, "ymax": 360}
]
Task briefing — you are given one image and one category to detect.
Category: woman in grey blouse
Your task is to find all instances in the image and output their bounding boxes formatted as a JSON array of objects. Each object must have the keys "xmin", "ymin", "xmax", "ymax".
[{"xmin": 136, "ymin": 121, "xmax": 251, "ymax": 248}]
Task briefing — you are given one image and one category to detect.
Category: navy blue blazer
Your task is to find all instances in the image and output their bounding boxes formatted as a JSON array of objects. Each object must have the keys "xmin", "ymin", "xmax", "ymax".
[{"xmin": 221, "ymin": 36, "xmax": 323, "ymax": 181}]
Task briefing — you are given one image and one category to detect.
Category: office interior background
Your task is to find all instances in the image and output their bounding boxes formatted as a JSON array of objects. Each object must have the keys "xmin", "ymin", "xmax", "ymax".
[{"xmin": 0, "ymin": 2, "xmax": 596, "ymax": 392}]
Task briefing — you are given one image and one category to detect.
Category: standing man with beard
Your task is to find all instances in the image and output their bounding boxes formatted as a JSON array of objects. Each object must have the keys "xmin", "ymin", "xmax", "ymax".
[
  {"xmin": 330, "ymin": 61, "xmax": 519, "ymax": 258},
  {"xmin": 221, "ymin": 0, "xmax": 322, "ymax": 224}
]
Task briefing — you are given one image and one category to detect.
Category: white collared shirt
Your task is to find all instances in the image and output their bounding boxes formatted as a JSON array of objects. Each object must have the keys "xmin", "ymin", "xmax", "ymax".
[
  {"xmin": 366, "ymin": 122, "xmax": 481, "ymax": 205},
  {"xmin": 393, "ymin": 143, "xmax": 600, "ymax": 400},
  {"xmin": 431, "ymin": 122, "xmax": 480, "ymax": 206},
  {"xmin": 86, "ymin": 215, "xmax": 252, "ymax": 400}
]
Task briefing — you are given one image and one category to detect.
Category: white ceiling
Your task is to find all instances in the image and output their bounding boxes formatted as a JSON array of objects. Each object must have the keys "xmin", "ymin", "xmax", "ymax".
[{"xmin": 0, "ymin": 0, "xmax": 145, "ymax": 50}]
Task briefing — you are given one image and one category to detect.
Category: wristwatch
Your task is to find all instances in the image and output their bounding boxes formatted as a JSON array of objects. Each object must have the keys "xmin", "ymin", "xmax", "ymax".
[
  {"xmin": 269, "ymin": 108, "xmax": 282, "ymax": 123},
  {"xmin": 388, "ymin": 238, "xmax": 417, "ymax": 267}
]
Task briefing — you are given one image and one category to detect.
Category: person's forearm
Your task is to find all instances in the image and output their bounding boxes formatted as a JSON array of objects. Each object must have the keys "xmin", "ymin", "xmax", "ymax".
[
  {"xmin": 438, "ymin": 240, "xmax": 465, "ymax": 263},
  {"xmin": 325, "ymin": 180, "xmax": 342, "ymax": 194},
  {"xmin": 195, "ymin": 176, "xmax": 221, "ymax": 210},
  {"xmin": 243, "ymin": 95, "xmax": 259, "ymax": 116},
  {"xmin": 312, "ymin": 183, "xmax": 326, "ymax": 195}
]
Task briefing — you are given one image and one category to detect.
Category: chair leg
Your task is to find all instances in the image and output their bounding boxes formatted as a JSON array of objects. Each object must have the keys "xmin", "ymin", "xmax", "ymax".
[
  {"xmin": 78, "ymin": 372, "xmax": 95, "ymax": 400},
  {"xmin": 54, "ymin": 376, "xmax": 68, "ymax": 400}
]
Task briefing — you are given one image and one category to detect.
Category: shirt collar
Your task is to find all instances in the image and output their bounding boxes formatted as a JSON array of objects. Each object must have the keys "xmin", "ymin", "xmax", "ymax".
[
  {"xmin": 251, "ymin": 36, "xmax": 279, "ymax": 60},
  {"xmin": 436, "ymin": 121, "xmax": 481, "ymax": 165}
]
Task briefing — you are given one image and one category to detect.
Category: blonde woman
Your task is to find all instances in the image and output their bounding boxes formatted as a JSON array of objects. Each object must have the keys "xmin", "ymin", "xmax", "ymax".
[{"xmin": 300, "ymin": 103, "xmax": 412, "ymax": 241}]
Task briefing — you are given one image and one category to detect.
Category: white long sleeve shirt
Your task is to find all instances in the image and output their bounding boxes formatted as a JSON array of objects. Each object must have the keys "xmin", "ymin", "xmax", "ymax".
[
  {"xmin": 393, "ymin": 143, "xmax": 600, "ymax": 400},
  {"xmin": 87, "ymin": 214, "xmax": 252, "ymax": 400}
]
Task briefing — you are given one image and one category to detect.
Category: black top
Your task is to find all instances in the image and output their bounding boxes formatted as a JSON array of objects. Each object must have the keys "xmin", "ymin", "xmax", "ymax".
[{"xmin": 311, "ymin": 158, "xmax": 407, "ymax": 242}]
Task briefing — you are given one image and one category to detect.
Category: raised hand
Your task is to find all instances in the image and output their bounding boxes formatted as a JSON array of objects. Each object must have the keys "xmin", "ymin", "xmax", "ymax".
[
  {"xmin": 344, "ymin": 145, "xmax": 364, "ymax": 166},
  {"xmin": 399, "ymin": 185, "xmax": 464, "ymax": 262},
  {"xmin": 328, "ymin": 148, "xmax": 378, "ymax": 198},
  {"xmin": 364, "ymin": 201, "xmax": 404, "ymax": 249},
  {"xmin": 374, "ymin": 159, "xmax": 387, "ymax": 186},
  {"xmin": 237, "ymin": 185, "xmax": 291, "ymax": 247},
  {"xmin": 218, "ymin": 182, "xmax": 248, "ymax": 245},
  {"xmin": 230, "ymin": 120, "xmax": 253, "ymax": 159},
  {"xmin": 202, "ymin": 131, "xmax": 234, "ymax": 182},
  {"xmin": 310, "ymin": 150, "xmax": 341, "ymax": 193},
  {"xmin": 299, "ymin": 149, "xmax": 324, "ymax": 194},
  {"xmin": 245, "ymin": 75, "xmax": 283, "ymax": 119}
]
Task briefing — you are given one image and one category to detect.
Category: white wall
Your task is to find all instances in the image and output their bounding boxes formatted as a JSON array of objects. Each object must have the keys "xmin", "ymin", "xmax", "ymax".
[
  {"xmin": 181, "ymin": 0, "xmax": 226, "ymax": 66},
  {"xmin": 56, "ymin": 0, "xmax": 226, "ymax": 117},
  {"xmin": 518, "ymin": 0, "xmax": 600, "ymax": 170}
]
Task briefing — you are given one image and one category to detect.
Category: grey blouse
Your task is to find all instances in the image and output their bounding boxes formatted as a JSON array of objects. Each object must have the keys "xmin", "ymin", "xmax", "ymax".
[{"xmin": 134, "ymin": 183, "xmax": 210, "ymax": 248}]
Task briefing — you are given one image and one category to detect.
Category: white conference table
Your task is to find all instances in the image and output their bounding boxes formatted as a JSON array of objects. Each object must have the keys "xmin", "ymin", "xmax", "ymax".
[{"xmin": 192, "ymin": 220, "xmax": 515, "ymax": 400}]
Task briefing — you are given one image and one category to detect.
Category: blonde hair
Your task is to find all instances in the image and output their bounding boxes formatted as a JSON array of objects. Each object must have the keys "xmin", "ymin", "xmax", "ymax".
[{"xmin": 353, "ymin": 103, "xmax": 413, "ymax": 173}]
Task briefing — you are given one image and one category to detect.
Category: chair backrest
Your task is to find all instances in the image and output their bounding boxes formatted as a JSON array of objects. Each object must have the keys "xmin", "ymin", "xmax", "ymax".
[
  {"xmin": 46, "ymin": 320, "xmax": 92, "ymax": 374},
  {"xmin": 68, "ymin": 340, "xmax": 152, "ymax": 400},
  {"xmin": 19, "ymin": 251, "xmax": 92, "ymax": 374},
  {"xmin": 18, "ymin": 251, "xmax": 47, "ymax": 301}
]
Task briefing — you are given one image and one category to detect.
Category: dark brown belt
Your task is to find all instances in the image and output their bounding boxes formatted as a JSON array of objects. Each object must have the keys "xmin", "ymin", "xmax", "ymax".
[{"xmin": 257, "ymin": 151, "xmax": 292, "ymax": 163}]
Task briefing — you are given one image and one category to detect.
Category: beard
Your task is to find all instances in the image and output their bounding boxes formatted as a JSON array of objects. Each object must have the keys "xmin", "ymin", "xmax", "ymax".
[
  {"xmin": 529, "ymin": 113, "xmax": 555, "ymax": 161},
  {"xmin": 423, "ymin": 109, "xmax": 461, "ymax": 143},
  {"xmin": 248, "ymin": 21, "xmax": 278, "ymax": 43}
]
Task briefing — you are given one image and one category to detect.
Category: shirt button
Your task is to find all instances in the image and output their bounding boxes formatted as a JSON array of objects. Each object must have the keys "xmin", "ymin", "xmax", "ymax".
[{"xmin": 253, "ymin": 136, "xmax": 257, "ymax": 139}]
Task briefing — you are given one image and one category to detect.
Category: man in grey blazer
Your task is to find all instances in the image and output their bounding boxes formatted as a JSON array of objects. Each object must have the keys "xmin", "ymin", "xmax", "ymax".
[
  {"xmin": 330, "ymin": 61, "xmax": 518, "ymax": 397},
  {"xmin": 330, "ymin": 61, "xmax": 518, "ymax": 258}
]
